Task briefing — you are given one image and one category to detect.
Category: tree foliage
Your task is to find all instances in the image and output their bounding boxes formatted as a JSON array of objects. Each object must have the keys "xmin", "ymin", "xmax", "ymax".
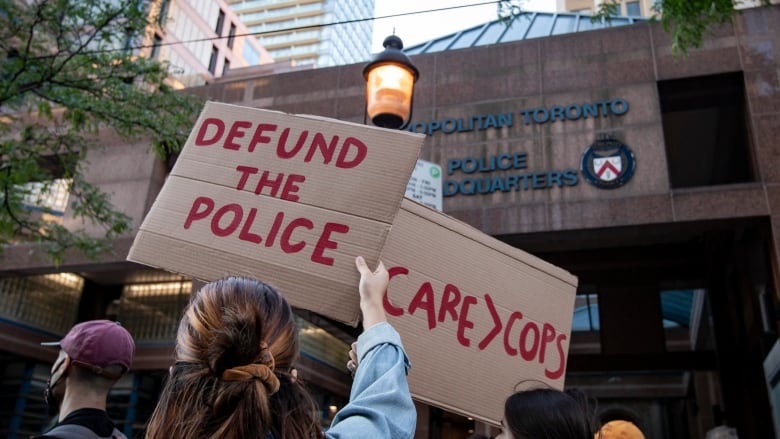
[
  {"xmin": 0, "ymin": 0, "xmax": 203, "ymax": 264},
  {"xmin": 649, "ymin": 0, "xmax": 768, "ymax": 54},
  {"xmin": 499, "ymin": 0, "xmax": 771, "ymax": 54}
]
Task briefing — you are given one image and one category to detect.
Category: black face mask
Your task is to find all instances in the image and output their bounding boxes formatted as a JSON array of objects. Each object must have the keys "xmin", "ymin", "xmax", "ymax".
[{"xmin": 44, "ymin": 360, "xmax": 67, "ymax": 416}]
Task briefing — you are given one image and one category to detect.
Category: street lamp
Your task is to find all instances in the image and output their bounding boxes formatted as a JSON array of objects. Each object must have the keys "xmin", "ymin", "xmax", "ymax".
[{"xmin": 363, "ymin": 35, "xmax": 419, "ymax": 130}]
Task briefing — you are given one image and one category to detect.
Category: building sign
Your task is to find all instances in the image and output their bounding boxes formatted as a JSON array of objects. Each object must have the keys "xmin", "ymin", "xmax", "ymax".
[
  {"xmin": 444, "ymin": 153, "xmax": 579, "ymax": 197},
  {"xmin": 408, "ymin": 98, "xmax": 629, "ymax": 136},
  {"xmin": 443, "ymin": 136, "xmax": 635, "ymax": 197},
  {"xmin": 405, "ymin": 160, "xmax": 443, "ymax": 210},
  {"xmin": 580, "ymin": 136, "xmax": 636, "ymax": 189}
]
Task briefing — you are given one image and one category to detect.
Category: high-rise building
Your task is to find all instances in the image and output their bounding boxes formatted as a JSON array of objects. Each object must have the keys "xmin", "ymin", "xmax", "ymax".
[
  {"xmin": 140, "ymin": 0, "xmax": 274, "ymax": 88},
  {"xmin": 225, "ymin": 0, "xmax": 374, "ymax": 67}
]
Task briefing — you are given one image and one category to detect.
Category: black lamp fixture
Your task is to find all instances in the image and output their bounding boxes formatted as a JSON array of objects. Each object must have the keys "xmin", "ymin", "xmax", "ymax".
[{"xmin": 363, "ymin": 34, "xmax": 419, "ymax": 130}]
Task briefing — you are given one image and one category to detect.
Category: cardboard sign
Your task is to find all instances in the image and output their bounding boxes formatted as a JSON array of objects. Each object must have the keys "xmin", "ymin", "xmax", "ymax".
[
  {"xmin": 128, "ymin": 101, "xmax": 578, "ymax": 424},
  {"xmin": 128, "ymin": 102, "xmax": 425, "ymax": 324},
  {"xmin": 380, "ymin": 198, "xmax": 578, "ymax": 425}
]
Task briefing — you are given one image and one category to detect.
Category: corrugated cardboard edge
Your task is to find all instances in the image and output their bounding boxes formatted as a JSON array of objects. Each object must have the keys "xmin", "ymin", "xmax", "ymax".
[{"xmin": 392, "ymin": 198, "xmax": 578, "ymax": 288}]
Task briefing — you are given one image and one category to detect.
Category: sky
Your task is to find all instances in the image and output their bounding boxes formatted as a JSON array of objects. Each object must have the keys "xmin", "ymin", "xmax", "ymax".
[{"xmin": 371, "ymin": 0, "xmax": 557, "ymax": 52}]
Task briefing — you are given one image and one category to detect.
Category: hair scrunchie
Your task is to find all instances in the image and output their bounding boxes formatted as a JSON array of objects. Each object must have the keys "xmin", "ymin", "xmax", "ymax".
[{"xmin": 220, "ymin": 342, "xmax": 280, "ymax": 395}]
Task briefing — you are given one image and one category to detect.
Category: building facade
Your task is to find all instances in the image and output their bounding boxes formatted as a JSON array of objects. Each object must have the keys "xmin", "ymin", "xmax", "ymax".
[
  {"xmin": 557, "ymin": 0, "xmax": 653, "ymax": 16},
  {"xmin": 0, "ymin": 4, "xmax": 779, "ymax": 439},
  {"xmin": 141, "ymin": 0, "xmax": 274, "ymax": 88},
  {"xmin": 226, "ymin": 0, "xmax": 374, "ymax": 67},
  {"xmin": 556, "ymin": 0, "xmax": 780, "ymax": 17}
]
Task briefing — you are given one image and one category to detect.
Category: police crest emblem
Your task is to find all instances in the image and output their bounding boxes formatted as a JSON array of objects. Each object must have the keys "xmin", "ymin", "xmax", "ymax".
[{"xmin": 580, "ymin": 136, "xmax": 636, "ymax": 189}]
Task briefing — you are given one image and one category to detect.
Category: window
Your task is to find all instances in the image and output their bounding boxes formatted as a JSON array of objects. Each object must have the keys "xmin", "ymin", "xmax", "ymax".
[
  {"xmin": 661, "ymin": 288, "xmax": 710, "ymax": 352},
  {"xmin": 228, "ymin": 23, "xmax": 236, "ymax": 49},
  {"xmin": 0, "ymin": 273, "xmax": 83, "ymax": 333},
  {"xmin": 572, "ymin": 293, "xmax": 600, "ymax": 332},
  {"xmin": 157, "ymin": 0, "xmax": 170, "ymax": 26},
  {"xmin": 119, "ymin": 280, "xmax": 192, "ymax": 342},
  {"xmin": 150, "ymin": 34, "xmax": 162, "ymax": 59},
  {"xmin": 296, "ymin": 316, "xmax": 349, "ymax": 370},
  {"xmin": 215, "ymin": 9, "xmax": 225, "ymax": 35},
  {"xmin": 243, "ymin": 44, "xmax": 260, "ymax": 65},
  {"xmin": 222, "ymin": 58, "xmax": 230, "ymax": 75},
  {"xmin": 208, "ymin": 45, "xmax": 218, "ymax": 74},
  {"xmin": 658, "ymin": 72, "xmax": 754, "ymax": 188},
  {"xmin": 625, "ymin": 1, "xmax": 641, "ymax": 16},
  {"xmin": 21, "ymin": 178, "xmax": 71, "ymax": 215}
]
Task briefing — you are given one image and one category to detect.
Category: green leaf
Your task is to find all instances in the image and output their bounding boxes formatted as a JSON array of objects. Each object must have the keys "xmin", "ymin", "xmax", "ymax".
[{"xmin": 0, "ymin": 0, "xmax": 204, "ymax": 263}]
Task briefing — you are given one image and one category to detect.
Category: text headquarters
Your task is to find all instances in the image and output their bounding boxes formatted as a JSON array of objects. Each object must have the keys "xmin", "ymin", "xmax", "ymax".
[{"xmin": 406, "ymin": 99, "xmax": 630, "ymax": 196}]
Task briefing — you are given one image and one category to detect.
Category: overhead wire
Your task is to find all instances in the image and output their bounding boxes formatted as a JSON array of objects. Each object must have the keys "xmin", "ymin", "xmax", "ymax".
[
  {"xmin": 148, "ymin": 1, "xmax": 502, "ymax": 51},
  {"xmin": 25, "ymin": 1, "xmax": 504, "ymax": 59}
]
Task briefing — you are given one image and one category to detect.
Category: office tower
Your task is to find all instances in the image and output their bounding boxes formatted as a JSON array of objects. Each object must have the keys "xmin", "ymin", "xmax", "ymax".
[
  {"xmin": 142, "ymin": 0, "xmax": 273, "ymax": 87},
  {"xmin": 226, "ymin": 0, "xmax": 374, "ymax": 67}
]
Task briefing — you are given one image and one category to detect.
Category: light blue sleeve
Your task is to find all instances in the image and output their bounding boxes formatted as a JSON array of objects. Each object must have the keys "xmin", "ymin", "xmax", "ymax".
[{"xmin": 325, "ymin": 322, "xmax": 416, "ymax": 439}]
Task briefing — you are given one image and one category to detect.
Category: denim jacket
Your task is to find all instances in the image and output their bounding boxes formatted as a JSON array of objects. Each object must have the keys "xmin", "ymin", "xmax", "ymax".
[{"xmin": 325, "ymin": 322, "xmax": 416, "ymax": 439}]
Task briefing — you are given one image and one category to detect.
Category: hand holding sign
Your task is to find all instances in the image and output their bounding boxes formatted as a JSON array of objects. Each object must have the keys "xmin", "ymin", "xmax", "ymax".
[{"xmin": 356, "ymin": 256, "xmax": 389, "ymax": 329}]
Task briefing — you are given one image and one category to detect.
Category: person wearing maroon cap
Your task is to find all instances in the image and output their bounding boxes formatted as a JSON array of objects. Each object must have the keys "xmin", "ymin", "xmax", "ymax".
[{"xmin": 34, "ymin": 320, "xmax": 135, "ymax": 439}]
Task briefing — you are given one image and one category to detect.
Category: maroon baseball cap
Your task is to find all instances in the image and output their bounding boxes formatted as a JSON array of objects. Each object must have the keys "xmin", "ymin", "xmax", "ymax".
[{"xmin": 42, "ymin": 320, "xmax": 135, "ymax": 376}]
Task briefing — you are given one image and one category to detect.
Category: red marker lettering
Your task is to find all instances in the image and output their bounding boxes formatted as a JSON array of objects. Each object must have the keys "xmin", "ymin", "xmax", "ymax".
[
  {"xmin": 311, "ymin": 223, "xmax": 349, "ymax": 266},
  {"xmin": 281, "ymin": 174, "xmax": 305, "ymax": 201},
  {"xmin": 238, "ymin": 208, "xmax": 262, "ymax": 244},
  {"xmin": 438, "ymin": 284, "xmax": 461, "ymax": 323},
  {"xmin": 276, "ymin": 128, "xmax": 308, "ymax": 159},
  {"xmin": 264, "ymin": 212, "xmax": 285, "ymax": 247},
  {"xmin": 385, "ymin": 267, "xmax": 408, "ymax": 317},
  {"xmin": 248, "ymin": 123, "xmax": 277, "ymax": 152},
  {"xmin": 224, "ymin": 121, "xmax": 252, "ymax": 150},
  {"xmin": 336, "ymin": 137, "xmax": 367, "ymax": 169},
  {"xmin": 539, "ymin": 323, "xmax": 556, "ymax": 364},
  {"xmin": 210, "ymin": 204, "xmax": 243, "ymax": 237},
  {"xmin": 519, "ymin": 322, "xmax": 540, "ymax": 362},
  {"xmin": 280, "ymin": 218, "xmax": 313, "ymax": 253},
  {"xmin": 544, "ymin": 334, "xmax": 567, "ymax": 380},
  {"xmin": 370, "ymin": 270, "xmax": 568, "ymax": 378},
  {"xmin": 254, "ymin": 171, "xmax": 284, "ymax": 197},
  {"xmin": 192, "ymin": 120, "xmax": 367, "ymax": 169},
  {"xmin": 456, "ymin": 295, "xmax": 478, "ymax": 347},
  {"xmin": 306, "ymin": 133, "xmax": 338, "ymax": 164},
  {"xmin": 184, "ymin": 197, "xmax": 214, "ymax": 229},
  {"xmin": 502, "ymin": 312, "xmax": 523, "ymax": 355},
  {"xmin": 194, "ymin": 118, "xmax": 225, "ymax": 146},
  {"xmin": 477, "ymin": 294, "xmax": 503, "ymax": 350},
  {"xmin": 235, "ymin": 166, "xmax": 258, "ymax": 191},
  {"xmin": 409, "ymin": 282, "xmax": 437, "ymax": 330}
]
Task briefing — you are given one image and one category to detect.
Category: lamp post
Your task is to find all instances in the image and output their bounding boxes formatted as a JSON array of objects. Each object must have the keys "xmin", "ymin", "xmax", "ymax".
[{"xmin": 363, "ymin": 35, "xmax": 419, "ymax": 130}]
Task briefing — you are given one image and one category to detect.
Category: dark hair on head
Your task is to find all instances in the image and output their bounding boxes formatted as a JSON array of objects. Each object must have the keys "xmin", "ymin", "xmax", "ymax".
[
  {"xmin": 598, "ymin": 406, "xmax": 642, "ymax": 426},
  {"xmin": 503, "ymin": 387, "xmax": 597, "ymax": 439},
  {"xmin": 145, "ymin": 276, "xmax": 323, "ymax": 439}
]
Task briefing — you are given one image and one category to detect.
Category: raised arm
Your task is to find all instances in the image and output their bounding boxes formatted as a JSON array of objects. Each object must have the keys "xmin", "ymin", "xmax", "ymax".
[{"xmin": 325, "ymin": 257, "xmax": 416, "ymax": 439}]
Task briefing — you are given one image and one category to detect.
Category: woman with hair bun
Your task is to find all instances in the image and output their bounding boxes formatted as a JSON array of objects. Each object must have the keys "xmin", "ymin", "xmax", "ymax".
[{"xmin": 145, "ymin": 256, "xmax": 415, "ymax": 439}]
